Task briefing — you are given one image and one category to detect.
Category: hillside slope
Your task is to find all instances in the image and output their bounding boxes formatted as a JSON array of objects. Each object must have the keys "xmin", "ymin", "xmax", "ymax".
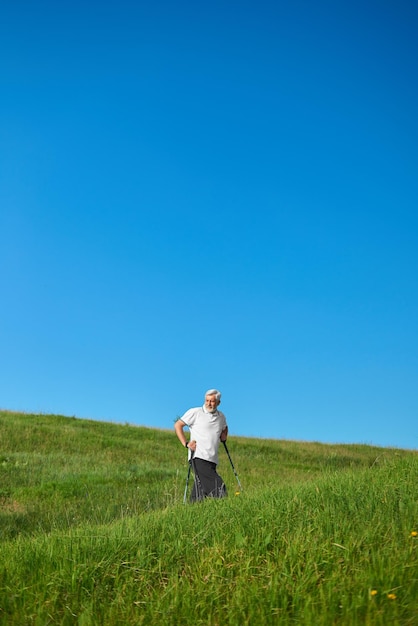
[
  {"xmin": 1, "ymin": 409, "xmax": 411, "ymax": 538},
  {"xmin": 1, "ymin": 411, "xmax": 417, "ymax": 625}
]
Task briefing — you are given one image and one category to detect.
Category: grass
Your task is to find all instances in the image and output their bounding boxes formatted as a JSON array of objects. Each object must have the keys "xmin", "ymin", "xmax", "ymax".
[{"xmin": 0, "ymin": 410, "xmax": 417, "ymax": 625}]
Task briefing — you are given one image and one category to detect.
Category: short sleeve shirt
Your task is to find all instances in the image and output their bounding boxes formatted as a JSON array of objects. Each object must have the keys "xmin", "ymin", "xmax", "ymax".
[{"xmin": 181, "ymin": 405, "xmax": 227, "ymax": 464}]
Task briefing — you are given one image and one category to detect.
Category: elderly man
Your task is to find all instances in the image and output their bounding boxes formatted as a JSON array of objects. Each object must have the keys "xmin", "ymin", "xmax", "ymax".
[{"xmin": 175, "ymin": 389, "xmax": 228, "ymax": 501}]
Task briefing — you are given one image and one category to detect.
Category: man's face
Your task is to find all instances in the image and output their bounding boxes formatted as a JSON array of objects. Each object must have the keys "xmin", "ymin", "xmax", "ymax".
[{"xmin": 205, "ymin": 394, "xmax": 219, "ymax": 413}]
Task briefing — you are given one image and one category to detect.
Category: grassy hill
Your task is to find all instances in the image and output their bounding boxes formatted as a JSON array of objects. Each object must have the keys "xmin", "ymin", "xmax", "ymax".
[{"xmin": 0, "ymin": 410, "xmax": 417, "ymax": 625}]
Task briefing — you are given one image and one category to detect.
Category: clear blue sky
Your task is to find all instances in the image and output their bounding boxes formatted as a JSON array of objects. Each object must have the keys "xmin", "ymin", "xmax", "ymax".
[{"xmin": 1, "ymin": 0, "xmax": 417, "ymax": 450}]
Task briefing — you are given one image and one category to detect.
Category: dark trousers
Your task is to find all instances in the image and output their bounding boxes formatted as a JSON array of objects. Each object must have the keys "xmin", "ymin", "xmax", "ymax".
[{"xmin": 190, "ymin": 457, "xmax": 227, "ymax": 502}]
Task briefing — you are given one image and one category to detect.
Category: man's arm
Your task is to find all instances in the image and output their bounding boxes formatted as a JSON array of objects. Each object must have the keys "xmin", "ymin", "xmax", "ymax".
[
  {"xmin": 174, "ymin": 419, "xmax": 197, "ymax": 451},
  {"xmin": 220, "ymin": 425, "xmax": 228, "ymax": 442}
]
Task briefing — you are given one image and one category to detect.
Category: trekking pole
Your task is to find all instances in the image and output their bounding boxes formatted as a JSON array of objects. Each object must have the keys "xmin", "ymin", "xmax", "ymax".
[
  {"xmin": 184, "ymin": 450, "xmax": 204, "ymax": 503},
  {"xmin": 183, "ymin": 463, "xmax": 192, "ymax": 504},
  {"xmin": 222, "ymin": 441, "xmax": 242, "ymax": 492}
]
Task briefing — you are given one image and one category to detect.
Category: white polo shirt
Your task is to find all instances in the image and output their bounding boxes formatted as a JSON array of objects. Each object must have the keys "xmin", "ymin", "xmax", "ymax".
[{"xmin": 181, "ymin": 405, "xmax": 227, "ymax": 464}]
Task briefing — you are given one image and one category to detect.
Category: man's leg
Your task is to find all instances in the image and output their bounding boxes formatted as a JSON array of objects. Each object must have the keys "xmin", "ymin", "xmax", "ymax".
[
  {"xmin": 190, "ymin": 459, "xmax": 204, "ymax": 502},
  {"xmin": 192, "ymin": 458, "xmax": 227, "ymax": 499}
]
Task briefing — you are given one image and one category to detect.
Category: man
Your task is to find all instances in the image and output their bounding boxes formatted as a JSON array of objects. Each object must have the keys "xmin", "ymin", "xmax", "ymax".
[{"xmin": 175, "ymin": 389, "xmax": 228, "ymax": 501}]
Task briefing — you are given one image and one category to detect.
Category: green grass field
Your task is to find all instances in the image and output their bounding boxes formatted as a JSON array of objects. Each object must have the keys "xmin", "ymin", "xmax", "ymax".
[{"xmin": 1, "ymin": 410, "xmax": 417, "ymax": 625}]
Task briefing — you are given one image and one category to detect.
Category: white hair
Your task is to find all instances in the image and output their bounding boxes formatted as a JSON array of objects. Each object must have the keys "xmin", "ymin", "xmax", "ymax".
[{"xmin": 205, "ymin": 388, "xmax": 221, "ymax": 401}]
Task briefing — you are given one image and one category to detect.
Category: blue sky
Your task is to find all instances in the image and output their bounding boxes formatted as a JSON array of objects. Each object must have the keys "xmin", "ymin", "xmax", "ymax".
[{"xmin": 1, "ymin": 0, "xmax": 417, "ymax": 450}]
